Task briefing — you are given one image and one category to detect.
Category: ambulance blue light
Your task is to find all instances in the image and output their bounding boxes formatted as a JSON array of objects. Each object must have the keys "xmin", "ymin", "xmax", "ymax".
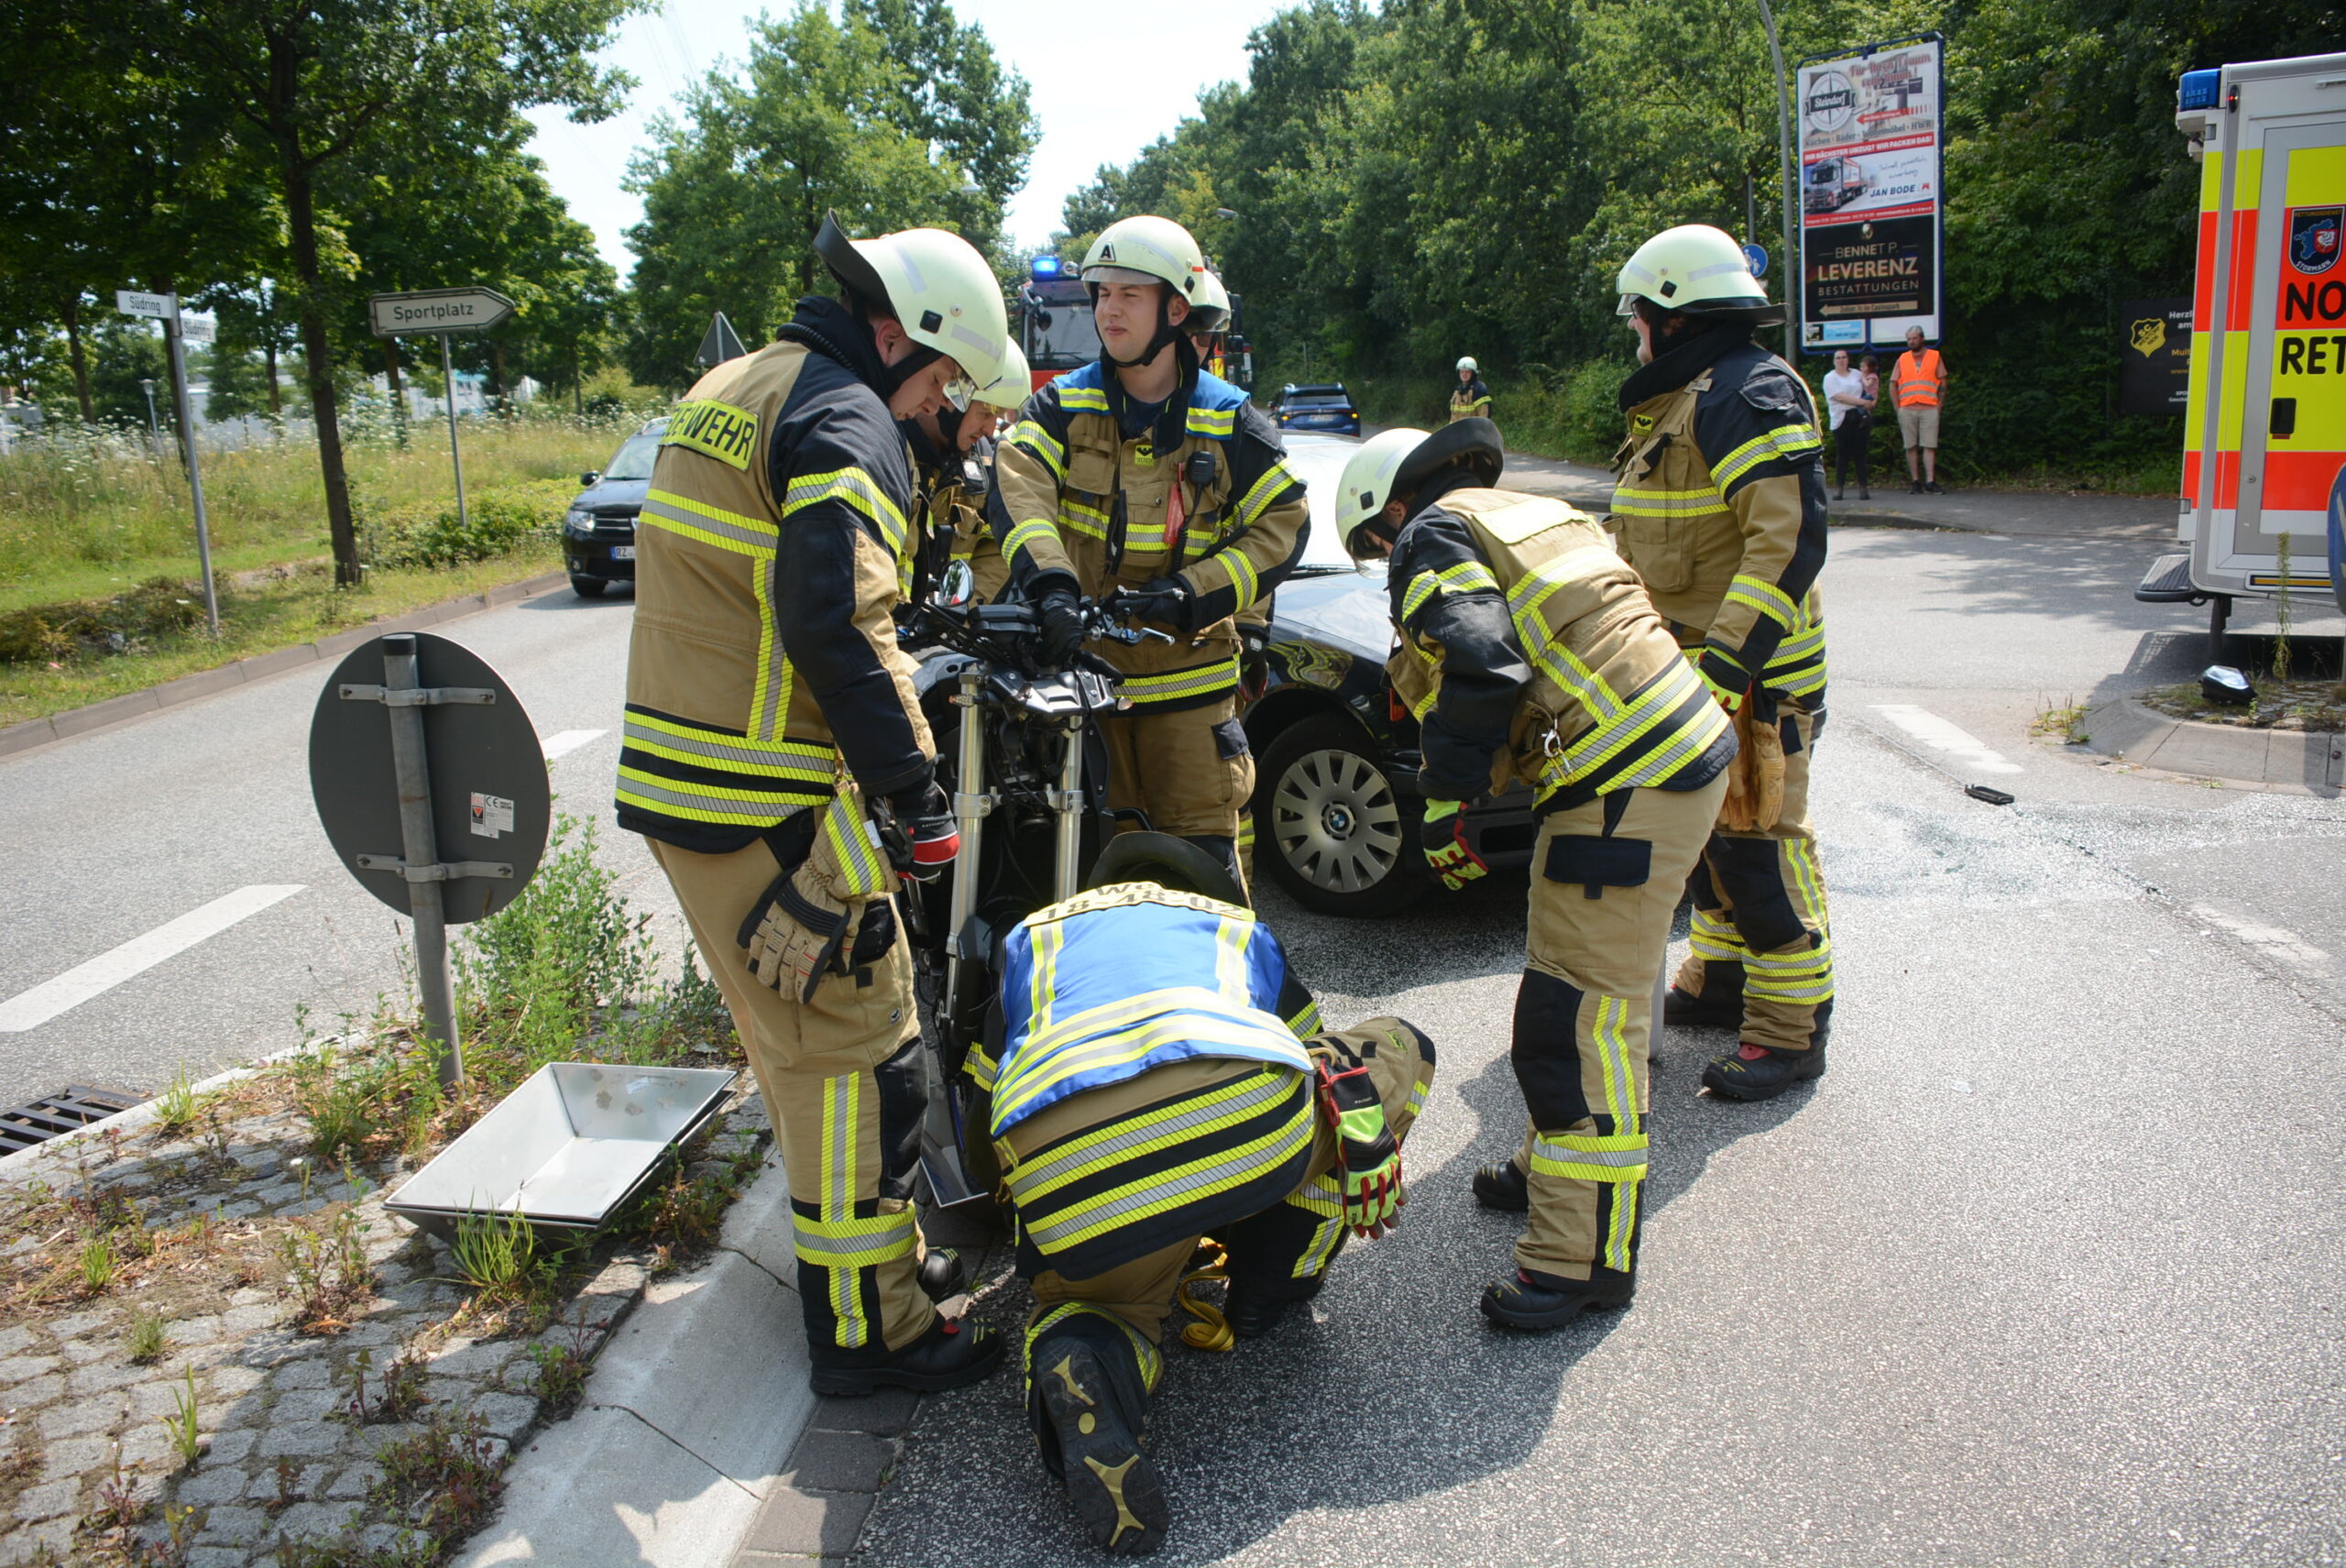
[
  {"xmin": 2177, "ymin": 70, "xmax": 2221, "ymax": 112},
  {"xmin": 1031, "ymin": 256, "xmax": 1062, "ymax": 279}
]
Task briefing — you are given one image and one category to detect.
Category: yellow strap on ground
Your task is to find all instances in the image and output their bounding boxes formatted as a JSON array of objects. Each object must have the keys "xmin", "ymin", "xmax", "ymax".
[{"xmin": 1177, "ymin": 1241, "xmax": 1234, "ymax": 1353}]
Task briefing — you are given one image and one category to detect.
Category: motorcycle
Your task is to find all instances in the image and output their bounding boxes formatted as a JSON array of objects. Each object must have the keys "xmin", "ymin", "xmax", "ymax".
[{"xmin": 902, "ymin": 560, "xmax": 1168, "ymax": 1205}]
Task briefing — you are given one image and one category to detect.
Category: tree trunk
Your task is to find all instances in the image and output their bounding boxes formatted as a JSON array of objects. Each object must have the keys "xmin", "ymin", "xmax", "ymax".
[
  {"xmin": 265, "ymin": 338, "xmax": 281, "ymax": 416},
  {"xmin": 286, "ymin": 159, "xmax": 364, "ymax": 587},
  {"xmin": 489, "ymin": 339, "xmax": 508, "ymax": 413},
  {"xmin": 571, "ymin": 343, "xmax": 582, "ymax": 416},
  {"xmin": 385, "ymin": 338, "xmax": 401, "ymax": 397},
  {"xmin": 61, "ymin": 296, "xmax": 94, "ymax": 422}
]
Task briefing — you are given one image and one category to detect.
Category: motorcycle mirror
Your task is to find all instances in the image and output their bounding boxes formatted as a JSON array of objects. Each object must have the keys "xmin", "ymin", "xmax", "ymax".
[{"xmin": 936, "ymin": 558, "xmax": 978, "ymax": 609}]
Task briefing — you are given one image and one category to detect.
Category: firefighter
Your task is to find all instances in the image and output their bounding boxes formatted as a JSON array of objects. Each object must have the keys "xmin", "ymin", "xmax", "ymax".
[
  {"xmin": 1610, "ymin": 223, "xmax": 1836, "ymax": 1101},
  {"xmin": 909, "ymin": 343, "xmax": 1030, "ymax": 604},
  {"xmin": 617, "ymin": 214, "xmax": 1012, "ymax": 1395},
  {"xmin": 1334, "ymin": 419, "xmax": 1735, "ymax": 1328},
  {"xmin": 1187, "ymin": 267, "xmax": 1232, "ymax": 379},
  {"xmin": 1450, "ymin": 356, "xmax": 1493, "ymax": 423},
  {"xmin": 992, "ymin": 215, "xmax": 1310, "ymax": 890},
  {"xmin": 964, "ymin": 834, "xmax": 1434, "ymax": 1554}
]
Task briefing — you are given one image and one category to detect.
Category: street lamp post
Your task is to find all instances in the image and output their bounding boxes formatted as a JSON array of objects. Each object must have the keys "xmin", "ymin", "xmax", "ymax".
[{"xmin": 1755, "ymin": 0, "xmax": 1801, "ymax": 363}]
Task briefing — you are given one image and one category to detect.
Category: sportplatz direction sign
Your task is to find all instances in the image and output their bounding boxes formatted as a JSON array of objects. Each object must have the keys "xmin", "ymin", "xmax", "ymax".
[
  {"xmin": 368, "ymin": 288, "xmax": 520, "ymax": 539},
  {"xmin": 1795, "ymin": 33, "xmax": 1946, "ymax": 355}
]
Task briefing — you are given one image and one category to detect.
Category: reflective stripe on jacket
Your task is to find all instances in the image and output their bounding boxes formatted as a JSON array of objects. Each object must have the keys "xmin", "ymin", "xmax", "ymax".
[
  {"xmin": 1384, "ymin": 487, "xmax": 1734, "ymax": 809},
  {"xmin": 1892, "ymin": 348, "xmax": 1945, "ymax": 407},
  {"xmin": 991, "ymin": 360, "xmax": 1310, "ymax": 710},
  {"xmin": 977, "ymin": 883, "xmax": 1320, "ymax": 1137},
  {"xmin": 1610, "ymin": 337, "xmax": 1830, "ymax": 712},
  {"xmin": 619, "ymin": 300, "xmax": 932, "ymax": 851}
]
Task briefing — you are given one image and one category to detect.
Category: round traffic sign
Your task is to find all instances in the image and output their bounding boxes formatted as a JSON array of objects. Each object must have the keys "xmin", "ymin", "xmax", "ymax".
[
  {"xmin": 1743, "ymin": 243, "xmax": 1770, "ymax": 279},
  {"xmin": 309, "ymin": 631, "xmax": 550, "ymax": 924}
]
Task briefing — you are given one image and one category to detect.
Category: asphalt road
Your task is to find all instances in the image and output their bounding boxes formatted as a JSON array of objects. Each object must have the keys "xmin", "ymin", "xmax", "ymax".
[{"xmin": 5, "ymin": 432, "xmax": 2344, "ymax": 1563}]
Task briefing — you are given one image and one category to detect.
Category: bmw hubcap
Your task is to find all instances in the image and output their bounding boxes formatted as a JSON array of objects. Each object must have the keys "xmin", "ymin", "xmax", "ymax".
[{"xmin": 1273, "ymin": 748, "xmax": 1403, "ymax": 894}]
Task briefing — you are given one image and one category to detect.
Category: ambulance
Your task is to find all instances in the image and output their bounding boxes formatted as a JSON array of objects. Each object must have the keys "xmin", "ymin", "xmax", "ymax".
[{"xmin": 2136, "ymin": 51, "xmax": 2346, "ymax": 652}]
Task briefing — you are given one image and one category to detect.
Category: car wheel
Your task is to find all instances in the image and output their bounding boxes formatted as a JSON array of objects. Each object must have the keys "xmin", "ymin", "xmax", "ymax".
[
  {"xmin": 1254, "ymin": 714, "xmax": 1424, "ymax": 917},
  {"xmin": 570, "ymin": 576, "xmax": 608, "ymax": 598}
]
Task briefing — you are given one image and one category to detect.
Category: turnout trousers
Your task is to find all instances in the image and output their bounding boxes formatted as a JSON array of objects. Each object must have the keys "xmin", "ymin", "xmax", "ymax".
[
  {"xmin": 1672, "ymin": 697, "xmax": 1836, "ymax": 1052},
  {"xmin": 1009, "ymin": 1020, "xmax": 1434, "ymax": 1442},
  {"xmin": 649, "ymin": 837, "xmax": 938, "ymax": 1363},
  {"xmin": 1512, "ymin": 776, "xmax": 1728, "ymax": 1279},
  {"xmin": 1098, "ymin": 695, "xmax": 1255, "ymax": 881}
]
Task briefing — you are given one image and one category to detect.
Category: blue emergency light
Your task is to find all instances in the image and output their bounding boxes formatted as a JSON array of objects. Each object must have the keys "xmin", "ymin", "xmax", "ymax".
[
  {"xmin": 1031, "ymin": 255, "xmax": 1062, "ymax": 279},
  {"xmin": 2177, "ymin": 69, "xmax": 2221, "ymax": 112}
]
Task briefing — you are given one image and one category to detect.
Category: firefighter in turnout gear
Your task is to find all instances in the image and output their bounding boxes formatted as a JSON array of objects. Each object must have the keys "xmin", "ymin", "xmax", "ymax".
[
  {"xmin": 1335, "ymin": 420, "xmax": 1735, "ymax": 1328},
  {"xmin": 1450, "ymin": 356, "xmax": 1493, "ymax": 424},
  {"xmin": 992, "ymin": 216, "xmax": 1310, "ymax": 888},
  {"xmin": 964, "ymin": 834, "xmax": 1435, "ymax": 1554},
  {"xmin": 908, "ymin": 343, "xmax": 1030, "ymax": 606},
  {"xmin": 1611, "ymin": 223, "xmax": 1836, "ymax": 1101},
  {"xmin": 618, "ymin": 214, "xmax": 1012, "ymax": 1394}
]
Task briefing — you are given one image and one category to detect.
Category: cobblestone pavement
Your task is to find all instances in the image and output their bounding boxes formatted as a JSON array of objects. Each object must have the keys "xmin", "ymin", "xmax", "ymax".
[{"xmin": 0, "ymin": 1086, "xmax": 770, "ymax": 1565}]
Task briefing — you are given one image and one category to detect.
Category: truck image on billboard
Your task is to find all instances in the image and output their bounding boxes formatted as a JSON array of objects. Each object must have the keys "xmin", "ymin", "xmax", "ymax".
[{"xmin": 1796, "ymin": 37, "xmax": 1945, "ymax": 351}]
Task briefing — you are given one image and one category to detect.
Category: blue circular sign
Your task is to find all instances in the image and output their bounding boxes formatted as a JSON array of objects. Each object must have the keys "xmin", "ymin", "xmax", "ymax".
[{"xmin": 1743, "ymin": 243, "xmax": 1770, "ymax": 279}]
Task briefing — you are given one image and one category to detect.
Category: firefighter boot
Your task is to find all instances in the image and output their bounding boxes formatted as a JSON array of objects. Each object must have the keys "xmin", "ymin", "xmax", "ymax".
[
  {"xmin": 1031, "ymin": 1317, "xmax": 1168, "ymax": 1556},
  {"xmin": 1662, "ymin": 960, "xmax": 1745, "ymax": 1030},
  {"xmin": 1701, "ymin": 1039, "xmax": 1828, "ymax": 1101},
  {"xmin": 807, "ymin": 1314, "xmax": 1003, "ymax": 1397},
  {"xmin": 1222, "ymin": 1271, "xmax": 1326, "ymax": 1339},
  {"xmin": 1481, "ymin": 1265, "xmax": 1636, "ymax": 1331},
  {"xmin": 1471, "ymin": 1157, "xmax": 1529, "ymax": 1212}
]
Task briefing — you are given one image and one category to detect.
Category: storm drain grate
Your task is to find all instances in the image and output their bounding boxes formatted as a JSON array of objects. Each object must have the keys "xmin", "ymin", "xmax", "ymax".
[{"xmin": 0, "ymin": 1085, "xmax": 146, "ymax": 1156}]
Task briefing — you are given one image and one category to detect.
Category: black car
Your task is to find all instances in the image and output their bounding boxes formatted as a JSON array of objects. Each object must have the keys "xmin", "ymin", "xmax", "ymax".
[
  {"xmin": 1243, "ymin": 554, "xmax": 1535, "ymax": 917},
  {"xmin": 1269, "ymin": 382, "xmax": 1361, "ymax": 437},
  {"xmin": 562, "ymin": 418, "xmax": 666, "ymax": 597}
]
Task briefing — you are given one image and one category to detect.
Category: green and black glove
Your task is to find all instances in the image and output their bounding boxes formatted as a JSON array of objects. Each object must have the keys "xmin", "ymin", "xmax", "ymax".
[
  {"xmin": 1418, "ymin": 798, "xmax": 1488, "ymax": 891},
  {"xmin": 1316, "ymin": 1058, "xmax": 1403, "ymax": 1237}
]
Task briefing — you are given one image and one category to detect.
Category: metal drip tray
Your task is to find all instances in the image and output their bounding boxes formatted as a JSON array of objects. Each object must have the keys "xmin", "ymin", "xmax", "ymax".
[{"xmin": 386, "ymin": 1062, "xmax": 737, "ymax": 1241}]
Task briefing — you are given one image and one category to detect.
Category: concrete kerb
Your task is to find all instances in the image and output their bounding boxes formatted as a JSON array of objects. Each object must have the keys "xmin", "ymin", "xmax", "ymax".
[
  {"xmin": 0, "ymin": 568, "xmax": 571, "ymax": 762},
  {"xmin": 455, "ymin": 1157, "xmax": 817, "ymax": 1567},
  {"xmin": 2081, "ymin": 696, "xmax": 2342, "ymax": 794}
]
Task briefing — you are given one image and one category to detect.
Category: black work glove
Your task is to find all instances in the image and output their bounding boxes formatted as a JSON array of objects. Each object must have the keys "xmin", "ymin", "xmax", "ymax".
[
  {"xmin": 1121, "ymin": 576, "xmax": 1194, "ymax": 632},
  {"xmin": 1036, "ymin": 587, "xmax": 1085, "ymax": 666},
  {"xmin": 885, "ymin": 778, "xmax": 959, "ymax": 882}
]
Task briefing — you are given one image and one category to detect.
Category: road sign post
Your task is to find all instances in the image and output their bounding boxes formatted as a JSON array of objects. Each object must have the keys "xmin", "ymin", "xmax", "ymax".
[
  {"xmin": 118, "ymin": 291, "xmax": 221, "ymax": 635},
  {"xmin": 310, "ymin": 630, "xmax": 550, "ymax": 1089},
  {"xmin": 368, "ymin": 289, "xmax": 518, "ymax": 559}
]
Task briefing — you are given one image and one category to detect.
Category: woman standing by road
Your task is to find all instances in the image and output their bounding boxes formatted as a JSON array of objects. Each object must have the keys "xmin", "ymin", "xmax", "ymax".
[{"xmin": 1822, "ymin": 348, "xmax": 1872, "ymax": 500}]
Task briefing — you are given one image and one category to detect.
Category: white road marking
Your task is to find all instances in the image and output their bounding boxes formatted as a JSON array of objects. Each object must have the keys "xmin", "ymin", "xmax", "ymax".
[
  {"xmin": 0, "ymin": 884, "xmax": 306, "ymax": 1033},
  {"xmin": 539, "ymin": 729, "xmax": 608, "ymax": 762},
  {"xmin": 1869, "ymin": 704, "xmax": 2024, "ymax": 775},
  {"xmin": 2189, "ymin": 904, "xmax": 2329, "ymax": 972}
]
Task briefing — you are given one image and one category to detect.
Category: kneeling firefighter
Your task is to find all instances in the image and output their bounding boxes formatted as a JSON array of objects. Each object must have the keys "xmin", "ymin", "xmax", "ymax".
[
  {"xmin": 1612, "ymin": 224, "xmax": 1836, "ymax": 1100},
  {"xmin": 1335, "ymin": 419, "xmax": 1734, "ymax": 1328},
  {"xmin": 962, "ymin": 836, "xmax": 1434, "ymax": 1554},
  {"xmin": 618, "ymin": 214, "xmax": 1011, "ymax": 1394},
  {"xmin": 907, "ymin": 342, "xmax": 1030, "ymax": 606}
]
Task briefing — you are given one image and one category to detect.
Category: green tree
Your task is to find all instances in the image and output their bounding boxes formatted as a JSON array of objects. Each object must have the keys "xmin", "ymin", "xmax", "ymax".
[
  {"xmin": 623, "ymin": 0, "xmax": 1034, "ymax": 389},
  {"xmin": 102, "ymin": 0, "xmax": 641, "ymax": 585}
]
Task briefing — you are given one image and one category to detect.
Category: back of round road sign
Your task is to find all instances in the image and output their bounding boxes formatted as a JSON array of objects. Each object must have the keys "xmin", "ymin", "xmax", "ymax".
[{"xmin": 309, "ymin": 631, "xmax": 550, "ymax": 923}]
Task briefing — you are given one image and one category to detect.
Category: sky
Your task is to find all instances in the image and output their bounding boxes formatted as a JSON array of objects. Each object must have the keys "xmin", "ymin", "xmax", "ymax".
[{"xmin": 521, "ymin": 0, "xmax": 1288, "ymax": 279}]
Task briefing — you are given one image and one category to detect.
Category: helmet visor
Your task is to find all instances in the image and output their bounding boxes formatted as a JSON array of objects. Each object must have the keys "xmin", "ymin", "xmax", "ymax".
[
  {"xmin": 1617, "ymin": 293, "xmax": 1640, "ymax": 317},
  {"xmin": 939, "ymin": 371, "xmax": 975, "ymax": 412}
]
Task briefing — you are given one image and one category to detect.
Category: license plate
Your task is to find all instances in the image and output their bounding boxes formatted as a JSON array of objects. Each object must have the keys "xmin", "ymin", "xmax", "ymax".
[{"xmin": 608, "ymin": 545, "xmax": 635, "ymax": 561}]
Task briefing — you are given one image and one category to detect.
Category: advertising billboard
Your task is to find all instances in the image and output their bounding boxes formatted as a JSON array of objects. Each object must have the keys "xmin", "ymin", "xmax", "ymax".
[
  {"xmin": 1797, "ymin": 35, "xmax": 1944, "ymax": 354},
  {"xmin": 2116, "ymin": 298, "xmax": 2191, "ymax": 416}
]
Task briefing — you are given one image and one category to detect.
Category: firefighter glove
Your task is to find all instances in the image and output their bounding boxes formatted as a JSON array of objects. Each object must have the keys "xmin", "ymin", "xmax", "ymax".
[
  {"xmin": 1036, "ymin": 586, "xmax": 1085, "ymax": 666},
  {"xmin": 885, "ymin": 778, "xmax": 959, "ymax": 882},
  {"xmin": 1316, "ymin": 1058, "xmax": 1403, "ymax": 1237},
  {"xmin": 741, "ymin": 862, "xmax": 856, "ymax": 1003},
  {"xmin": 1419, "ymin": 798, "xmax": 1488, "ymax": 891},
  {"xmin": 1121, "ymin": 576, "xmax": 1194, "ymax": 632},
  {"xmin": 1719, "ymin": 702, "xmax": 1786, "ymax": 833}
]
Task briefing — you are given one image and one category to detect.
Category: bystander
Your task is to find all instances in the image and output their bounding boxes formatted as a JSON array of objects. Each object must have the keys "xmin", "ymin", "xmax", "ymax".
[
  {"xmin": 1822, "ymin": 348, "xmax": 1872, "ymax": 500},
  {"xmin": 1891, "ymin": 326, "xmax": 1946, "ymax": 493}
]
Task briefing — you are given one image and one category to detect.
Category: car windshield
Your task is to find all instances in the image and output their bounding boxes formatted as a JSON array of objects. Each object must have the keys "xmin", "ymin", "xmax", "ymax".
[
  {"xmin": 1287, "ymin": 387, "xmax": 1350, "ymax": 407},
  {"xmin": 601, "ymin": 433, "xmax": 661, "ymax": 482}
]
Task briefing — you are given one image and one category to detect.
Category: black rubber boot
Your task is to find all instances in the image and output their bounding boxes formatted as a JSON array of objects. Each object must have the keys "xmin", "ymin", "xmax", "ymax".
[
  {"xmin": 1471, "ymin": 1158, "xmax": 1529, "ymax": 1212},
  {"xmin": 1223, "ymin": 1270, "xmax": 1326, "ymax": 1339},
  {"xmin": 1701, "ymin": 1039, "xmax": 1828, "ymax": 1101},
  {"xmin": 1481, "ymin": 1265, "xmax": 1636, "ymax": 1330},
  {"xmin": 807, "ymin": 1313, "xmax": 1003, "ymax": 1397},
  {"xmin": 1662, "ymin": 960, "xmax": 1746, "ymax": 1030},
  {"xmin": 916, "ymin": 1246, "xmax": 966, "ymax": 1301},
  {"xmin": 1031, "ymin": 1323, "xmax": 1168, "ymax": 1555}
]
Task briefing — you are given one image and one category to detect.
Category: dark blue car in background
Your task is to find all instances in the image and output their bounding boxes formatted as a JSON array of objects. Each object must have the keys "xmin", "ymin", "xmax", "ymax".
[
  {"xmin": 1270, "ymin": 382, "xmax": 1360, "ymax": 437},
  {"xmin": 562, "ymin": 417, "xmax": 666, "ymax": 598}
]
